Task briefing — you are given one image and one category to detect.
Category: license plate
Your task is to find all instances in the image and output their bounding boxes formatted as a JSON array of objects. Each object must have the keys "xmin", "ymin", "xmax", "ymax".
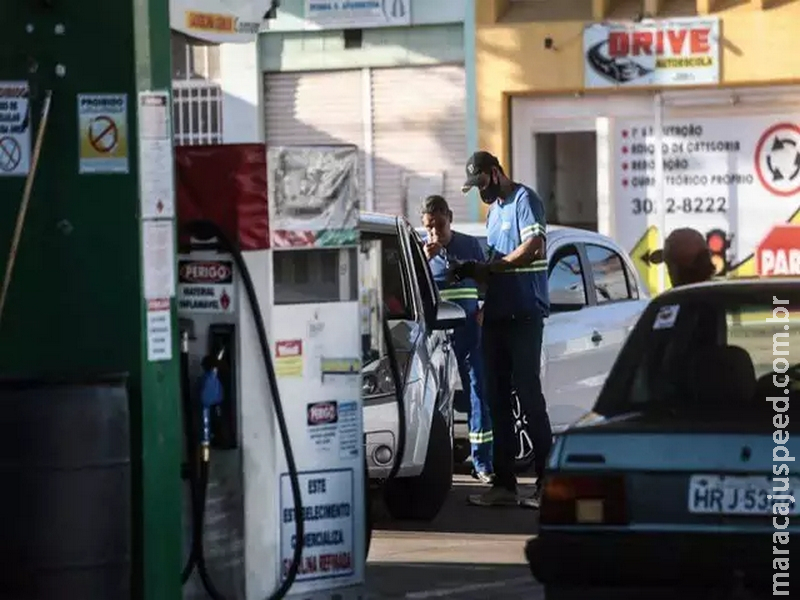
[{"xmin": 688, "ymin": 475, "xmax": 800, "ymax": 515}]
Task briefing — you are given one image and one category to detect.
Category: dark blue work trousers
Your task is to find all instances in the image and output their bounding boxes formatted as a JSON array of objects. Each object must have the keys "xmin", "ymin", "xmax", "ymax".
[
  {"xmin": 453, "ymin": 312, "xmax": 493, "ymax": 473},
  {"xmin": 482, "ymin": 312, "xmax": 552, "ymax": 490}
]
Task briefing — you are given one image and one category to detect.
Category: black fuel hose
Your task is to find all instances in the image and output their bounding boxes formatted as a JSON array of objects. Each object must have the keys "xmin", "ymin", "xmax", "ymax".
[
  {"xmin": 180, "ymin": 220, "xmax": 304, "ymax": 600},
  {"xmin": 179, "ymin": 331, "xmax": 225, "ymax": 600}
]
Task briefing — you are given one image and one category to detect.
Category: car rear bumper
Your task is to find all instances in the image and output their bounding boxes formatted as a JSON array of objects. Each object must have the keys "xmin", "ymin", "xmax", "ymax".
[{"xmin": 527, "ymin": 529, "xmax": 795, "ymax": 588}]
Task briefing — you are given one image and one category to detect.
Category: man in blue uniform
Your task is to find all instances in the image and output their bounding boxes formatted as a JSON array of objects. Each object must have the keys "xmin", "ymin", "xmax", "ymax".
[
  {"xmin": 455, "ymin": 151, "xmax": 552, "ymax": 508},
  {"xmin": 421, "ymin": 195, "xmax": 494, "ymax": 483}
]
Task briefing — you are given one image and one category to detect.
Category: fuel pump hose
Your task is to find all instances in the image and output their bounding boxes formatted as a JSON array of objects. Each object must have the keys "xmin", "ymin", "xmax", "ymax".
[
  {"xmin": 181, "ymin": 220, "xmax": 304, "ymax": 600},
  {"xmin": 180, "ymin": 331, "xmax": 226, "ymax": 600}
]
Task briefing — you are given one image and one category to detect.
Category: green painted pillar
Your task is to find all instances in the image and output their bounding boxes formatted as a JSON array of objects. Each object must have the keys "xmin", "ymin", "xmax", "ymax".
[{"xmin": 0, "ymin": 2, "xmax": 181, "ymax": 599}]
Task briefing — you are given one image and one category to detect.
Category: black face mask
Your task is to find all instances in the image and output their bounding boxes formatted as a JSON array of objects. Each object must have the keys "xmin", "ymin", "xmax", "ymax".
[{"xmin": 479, "ymin": 174, "xmax": 502, "ymax": 204}]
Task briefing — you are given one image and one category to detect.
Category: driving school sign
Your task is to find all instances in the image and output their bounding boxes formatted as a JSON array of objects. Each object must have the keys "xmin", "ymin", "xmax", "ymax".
[
  {"xmin": 78, "ymin": 94, "xmax": 129, "ymax": 174},
  {"xmin": 584, "ymin": 17, "xmax": 719, "ymax": 88},
  {"xmin": 0, "ymin": 81, "xmax": 31, "ymax": 177}
]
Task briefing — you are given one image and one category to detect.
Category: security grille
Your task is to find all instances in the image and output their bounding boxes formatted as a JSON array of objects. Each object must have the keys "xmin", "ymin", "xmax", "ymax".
[
  {"xmin": 171, "ymin": 32, "xmax": 223, "ymax": 146},
  {"xmin": 172, "ymin": 83, "xmax": 223, "ymax": 146}
]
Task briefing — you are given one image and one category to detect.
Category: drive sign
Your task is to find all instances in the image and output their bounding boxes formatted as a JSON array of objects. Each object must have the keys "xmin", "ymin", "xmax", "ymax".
[{"xmin": 755, "ymin": 225, "xmax": 800, "ymax": 276}]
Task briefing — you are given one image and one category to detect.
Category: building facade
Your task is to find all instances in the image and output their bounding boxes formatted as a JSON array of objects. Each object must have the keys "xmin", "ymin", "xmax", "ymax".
[
  {"xmin": 475, "ymin": 0, "xmax": 800, "ymax": 292},
  {"xmin": 260, "ymin": 0, "xmax": 478, "ymax": 221}
]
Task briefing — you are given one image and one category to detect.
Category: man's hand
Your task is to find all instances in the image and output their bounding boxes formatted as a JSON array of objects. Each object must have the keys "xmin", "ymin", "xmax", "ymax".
[
  {"xmin": 448, "ymin": 260, "xmax": 490, "ymax": 284},
  {"xmin": 423, "ymin": 241, "xmax": 442, "ymax": 260}
]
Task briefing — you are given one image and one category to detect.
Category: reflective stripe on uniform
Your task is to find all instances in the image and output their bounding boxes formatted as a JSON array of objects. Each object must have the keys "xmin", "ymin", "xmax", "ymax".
[
  {"xmin": 440, "ymin": 287, "xmax": 479, "ymax": 301},
  {"xmin": 509, "ymin": 259, "xmax": 547, "ymax": 273},
  {"xmin": 469, "ymin": 430, "xmax": 494, "ymax": 444},
  {"xmin": 520, "ymin": 223, "xmax": 545, "ymax": 242}
]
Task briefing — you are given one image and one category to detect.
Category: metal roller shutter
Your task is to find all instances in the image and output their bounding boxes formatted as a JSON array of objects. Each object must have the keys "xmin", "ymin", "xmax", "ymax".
[
  {"xmin": 370, "ymin": 65, "xmax": 468, "ymax": 221},
  {"xmin": 263, "ymin": 70, "xmax": 366, "ymax": 204}
]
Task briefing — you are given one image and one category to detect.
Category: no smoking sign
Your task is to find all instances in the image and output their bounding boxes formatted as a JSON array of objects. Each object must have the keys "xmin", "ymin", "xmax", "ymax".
[
  {"xmin": 78, "ymin": 93, "xmax": 129, "ymax": 175},
  {"xmin": 0, "ymin": 136, "xmax": 22, "ymax": 173},
  {"xmin": 88, "ymin": 116, "xmax": 119, "ymax": 153},
  {"xmin": 755, "ymin": 122, "xmax": 800, "ymax": 197}
]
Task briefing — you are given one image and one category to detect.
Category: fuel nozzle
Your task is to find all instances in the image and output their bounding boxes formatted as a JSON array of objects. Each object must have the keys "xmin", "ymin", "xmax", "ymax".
[{"xmin": 199, "ymin": 354, "xmax": 224, "ymax": 461}]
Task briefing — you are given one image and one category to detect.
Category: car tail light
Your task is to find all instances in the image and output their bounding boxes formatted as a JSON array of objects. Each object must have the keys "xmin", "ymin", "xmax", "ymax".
[{"xmin": 540, "ymin": 474, "xmax": 628, "ymax": 526}]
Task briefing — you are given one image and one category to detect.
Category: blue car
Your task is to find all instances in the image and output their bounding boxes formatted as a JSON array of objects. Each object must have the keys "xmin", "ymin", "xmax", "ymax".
[{"xmin": 528, "ymin": 277, "xmax": 800, "ymax": 599}]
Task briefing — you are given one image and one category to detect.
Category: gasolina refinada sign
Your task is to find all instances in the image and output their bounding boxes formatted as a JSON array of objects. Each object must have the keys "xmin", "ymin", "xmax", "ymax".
[{"xmin": 583, "ymin": 17, "xmax": 720, "ymax": 88}]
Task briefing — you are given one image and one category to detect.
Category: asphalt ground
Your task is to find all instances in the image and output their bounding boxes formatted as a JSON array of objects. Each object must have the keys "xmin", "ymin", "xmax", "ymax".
[{"xmin": 365, "ymin": 469, "xmax": 543, "ymax": 599}]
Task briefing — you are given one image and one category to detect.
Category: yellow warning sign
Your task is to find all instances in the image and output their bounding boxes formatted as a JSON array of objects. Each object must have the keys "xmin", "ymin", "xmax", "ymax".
[
  {"xmin": 630, "ymin": 225, "xmax": 670, "ymax": 296},
  {"xmin": 78, "ymin": 93, "xmax": 129, "ymax": 174}
]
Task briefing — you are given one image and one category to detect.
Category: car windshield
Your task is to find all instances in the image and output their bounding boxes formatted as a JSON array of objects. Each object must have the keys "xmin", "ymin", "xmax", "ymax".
[{"xmin": 595, "ymin": 286, "xmax": 800, "ymax": 422}]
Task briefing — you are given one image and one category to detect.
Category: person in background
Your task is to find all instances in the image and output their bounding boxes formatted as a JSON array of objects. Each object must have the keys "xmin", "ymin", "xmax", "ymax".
[
  {"xmin": 649, "ymin": 227, "xmax": 716, "ymax": 287},
  {"xmin": 421, "ymin": 195, "xmax": 494, "ymax": 484},
  {"xmin": 454, "ymin": 151, "xmax": 550, "ymax": 509}
]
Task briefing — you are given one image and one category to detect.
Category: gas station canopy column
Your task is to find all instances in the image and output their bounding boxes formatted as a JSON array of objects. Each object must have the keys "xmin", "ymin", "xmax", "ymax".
[{"xmin": 0, "ymin": 2, "xmax": 181, "ymax": 598}]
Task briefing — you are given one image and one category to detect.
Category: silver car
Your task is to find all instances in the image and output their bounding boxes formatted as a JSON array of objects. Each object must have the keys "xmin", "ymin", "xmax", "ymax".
[
  {"xmin": 419, "ymin": 223, "xmax": 649, "ymax": 470},
  {"xmin": 360, "ymin": 213, "xmax": 465, "ymax": 521}
]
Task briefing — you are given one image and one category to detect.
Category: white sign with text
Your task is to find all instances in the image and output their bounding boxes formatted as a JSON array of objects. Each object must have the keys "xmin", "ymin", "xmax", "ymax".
[
  {"xmin": 584, "ymin": 17, "xmax": 720, "ymax": 88},
  {"xmin": 613, "ymin": 115, "xmax": 800, "ymax": 267},
  {"xmin": 304, "ymin": 0, "xmax": 410, "ymax": 30}
]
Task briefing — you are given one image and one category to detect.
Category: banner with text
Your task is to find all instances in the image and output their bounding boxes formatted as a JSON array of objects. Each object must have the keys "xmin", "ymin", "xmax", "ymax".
[
  {"xmin": 170, "ymin": 0, "xmax": 270, "ymax": 43},
  {"xmin": 614, "ymin": 115, "xmax": 800, "ymax": 290},
  {"xmin": 584, "ymin": 17, "xmax": 720, "ymax": 88},
  {"xmin": 304, "ymin": 0, "xmax": 410, "ymax": 30}
]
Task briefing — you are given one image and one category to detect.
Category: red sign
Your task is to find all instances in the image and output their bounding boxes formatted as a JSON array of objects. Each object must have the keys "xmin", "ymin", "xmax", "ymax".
[
  {"xmin": 755, "ymin": 225, "xmax": 800, "ymax": 277},
  {"xmin": 307, "ymin": 401, "xmax": 338, "ymax": 426},
  {"xmin": 276, "ymin": 340, "xmax": 302, "ymax": 358},
  {"xmin": 178, "ymin": 260, "xmax": 233, "ymax": 284},
  {"xmin": 754, "ymin": 123, "xmax": 800, "ymax": 197},
  {"xmin": 609, "ymin": 27, "xmax": 711, "ymax": 58}
]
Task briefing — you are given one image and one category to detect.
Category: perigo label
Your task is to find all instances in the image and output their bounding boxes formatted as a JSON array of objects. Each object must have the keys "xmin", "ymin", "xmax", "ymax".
[
  {"xmin": 179, "ymin": 260, "xmax": 233, "ymax": 284},
  {"xmin": 307, "ymin": 401, "xmax": 338, "ymax": 426}
]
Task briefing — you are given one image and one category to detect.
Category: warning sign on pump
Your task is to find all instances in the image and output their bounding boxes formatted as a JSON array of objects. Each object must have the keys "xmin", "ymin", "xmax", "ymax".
[
  {"xmin": 0, "ymin": 81, "xmax": 31, "ymax": 177},
  {"xmin": 280, "ymin": 469, "xmax": 355, "ymax": 583},
  {"xmin": 177, "ymin": 258, "xmax": 235, "ymax": 313},
  {"xmin": 78, "ymin": 93, "xmax": 129, "ymax": 174}
]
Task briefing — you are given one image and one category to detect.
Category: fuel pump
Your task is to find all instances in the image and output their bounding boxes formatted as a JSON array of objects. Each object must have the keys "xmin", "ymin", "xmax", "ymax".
[{"xmin": 175, "ymin": 143, "xmax": 406, "ymax": 600}]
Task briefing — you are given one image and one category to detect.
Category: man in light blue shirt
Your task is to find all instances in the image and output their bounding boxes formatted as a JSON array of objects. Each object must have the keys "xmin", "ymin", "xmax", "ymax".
[{"xmin": 454, "ymin": 151, "xmax": 551, "ymax": 509}]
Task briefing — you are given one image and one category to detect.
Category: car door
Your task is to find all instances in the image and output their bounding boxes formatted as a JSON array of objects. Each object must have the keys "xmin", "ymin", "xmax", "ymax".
[
  {"xmin": 397, "ymin": 219, "xmax": 451, "ymax": 460},
  {"xmin": 579, "ymin": 242, "xmax": 649, "ymax": 380},
  {"xmin": 544, "ymin": 242, "xmax": 603, "ymax": 430}
]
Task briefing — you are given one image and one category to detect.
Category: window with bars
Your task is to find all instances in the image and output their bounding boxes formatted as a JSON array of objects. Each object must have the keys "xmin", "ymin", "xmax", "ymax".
[
  {"xmin": 171, "ymin": 32, "xmax": 223, "ymax": 145},
  {"xmin": 172, "ymin": 85, "xmax": 223, "ymax": 146}
]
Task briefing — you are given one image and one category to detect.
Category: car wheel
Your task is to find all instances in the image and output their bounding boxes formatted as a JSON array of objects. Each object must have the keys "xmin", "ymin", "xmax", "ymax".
[
  {"xmin": 512, "ymin": 389, "xmax": 536, "ymax": 472},
  {"xmin": 383, "ymin": 411, "xmax": 453, "ymax": 521}
]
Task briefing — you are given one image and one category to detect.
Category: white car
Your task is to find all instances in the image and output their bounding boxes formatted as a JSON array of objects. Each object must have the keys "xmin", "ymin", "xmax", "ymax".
[{"xmin": 419, "ymin": 223, "xmax": 650, "ymax": 469}]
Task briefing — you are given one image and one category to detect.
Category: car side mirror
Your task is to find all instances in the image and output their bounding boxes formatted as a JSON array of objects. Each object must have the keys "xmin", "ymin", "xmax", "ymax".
[{"xmin": 432, "ymin": 300, "xmax": 466, "ymax": 330}]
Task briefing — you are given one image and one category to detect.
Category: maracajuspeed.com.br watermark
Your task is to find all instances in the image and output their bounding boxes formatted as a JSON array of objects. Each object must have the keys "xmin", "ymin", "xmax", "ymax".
[{"xmin": 769, "ymin": 296, "xmax": 792, "ymax": 596}]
